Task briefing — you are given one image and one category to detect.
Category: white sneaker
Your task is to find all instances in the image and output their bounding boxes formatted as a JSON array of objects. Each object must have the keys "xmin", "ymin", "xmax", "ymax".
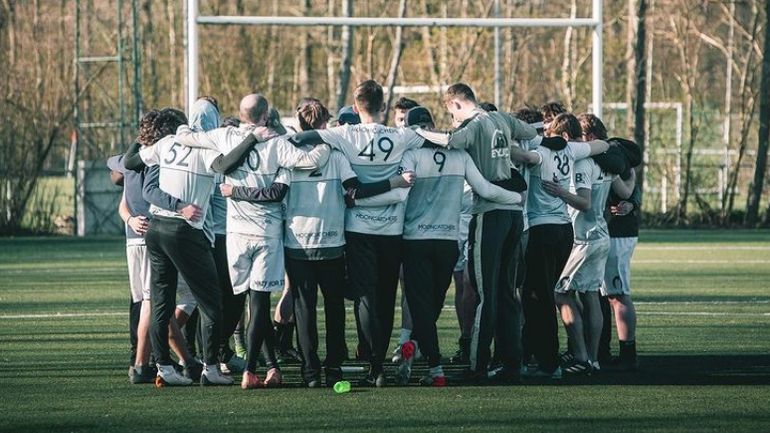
[
  {"xmin": 201, "ymin": 364, "xmax": 234, "ymax": 386},
  {"xmin": 157, "ymin": 364, "xmax": 193, "ymax": 386}
]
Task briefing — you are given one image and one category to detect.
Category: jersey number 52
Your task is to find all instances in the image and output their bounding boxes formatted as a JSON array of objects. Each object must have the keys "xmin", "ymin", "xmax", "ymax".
[{"xmin": 163, "ymin": 143, "xmax": 193, "ymax": 167}]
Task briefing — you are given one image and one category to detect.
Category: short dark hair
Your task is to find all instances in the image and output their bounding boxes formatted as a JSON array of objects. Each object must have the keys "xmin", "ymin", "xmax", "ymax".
[
  {"xmin": 514, "ymin": 105, "xmax": 543, "ymax": 124},
  {"xmin": 394, "ymin": 97, "xmax": 419, "ymax": 111},
  {"xmin": 541, "ymin": 101, "xmax": 567, "ymax": 123},
  {"xmin": 354, "ymin": 80, "xmax": 384, "ymax": 115},
  {"xmin": 479, "ymin": 102, "xmax": 498, "ymax": 112},
  {"xmin": 547, "ymin": 113, "xmax": 582, "ymax": 140},
  {"xmin": 296, "ymin": 98, "xmax": 331, "ymax": 131},
  {"xmin": 444, "ymin": 83, "xmax": 477, "ymax": 104},
  {"xmin": 577, "ymin": 113, "xmax": 608, "ymax": 140}
]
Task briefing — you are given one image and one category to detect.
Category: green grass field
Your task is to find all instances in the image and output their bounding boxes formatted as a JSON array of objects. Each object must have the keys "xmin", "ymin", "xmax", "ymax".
[{"xmin": 1, "ymin": 230, "xmax": 769, "ymax": 432}]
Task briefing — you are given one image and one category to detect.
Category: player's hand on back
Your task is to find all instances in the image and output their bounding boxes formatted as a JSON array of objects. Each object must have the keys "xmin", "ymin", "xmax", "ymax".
[
  {"xmin": 610, "ymin": 200, "xmax": 634, "ymax": 216},
  {"xmin": 542, "ymin": 180, "xmax": 566, "ymax": 198},
  {"xmin": 127, "ymin": 215, "xmax": 149, "ymax": 236},
  {"xmin": 219, "ymin": 183, "xmax": 233, "ymax": 198},
  {"xmin": 252, "ymin": 126, "xmax": 278, "ymax": 142},
  {"xmin": 177, "ymin": 202, "xmax": 203, "ymax": 222},
  {"xmin": 390, "ymin": 170, "xmax": 416, "ymax": 188}
]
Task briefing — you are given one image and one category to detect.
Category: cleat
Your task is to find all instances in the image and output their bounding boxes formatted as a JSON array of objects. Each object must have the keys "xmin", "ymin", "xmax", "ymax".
[
  {"xmin": 241, "ymin": 371, "xmax": 262, "ymax": 389},
  {"xmin": 306, "ymin": 377, "xmax": 321, "ymax": 388},
  {"xmin": 449, "ymin": 338, "xmax": 470, "ymax": 365},
  {"xmin": 129, "ymin": 365, "xmax": 156, "ymax": 384},
  {"xmin": 324, "ymin": 367, "xmax": 343, "ymax": 388},
  {"xmin": 391, "ymin": 345, "xmax": 403, "ymax": 364},
  {"xmin": 201, "ymin": 364, "xmax": 234, "ymax": 386},
  {"xmin": 419, "ymin": 374, "xmax": 447, "ymax": 387},
  {"xmin": 156, "ymin": 364, "xmax": 193, "ymax": 386},
  {"xmin": 263, "ymin": 368, "xmax": 283, "ymax": 387},
  {"xmin": 277, "ymin": 348, "xmax": 303, "ymax": 365},
  {"xmin": 395, "ymin": 340, "xmax": 416, "ymax": 385},
  {"xmin": 563, "ymin": 360, "xmax": 593, "ymax": 376},
  {"xmin": 358, "ymin": 372, "xmax": 386, "ymax": 388},
  {"xmin": 183, "ymin": 361, "xmax": 203, "ymax": 382},
  {"xmin": 488, "ymin": 367, "xmax": 522, "ymax": 385},
  {"xmin": 559, "ymin": 351, "xmax": 575, "ymax": 365},
  {"xmin": 522, "ymin": 366, "xmax": 562, "ymax": 380}
]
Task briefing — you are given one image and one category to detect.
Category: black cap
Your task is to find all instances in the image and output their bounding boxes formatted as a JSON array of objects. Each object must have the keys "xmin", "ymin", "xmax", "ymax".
[{"xmin": 405, "ymin": 106, "xmax": 434, "ymax": 129}]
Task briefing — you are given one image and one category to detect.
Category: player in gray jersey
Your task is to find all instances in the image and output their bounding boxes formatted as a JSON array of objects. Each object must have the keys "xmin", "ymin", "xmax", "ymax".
[
  {"xmin": 508, "ymin": 112, "xmax": 609, "ymax": 378},
  {"xmin": 122, "ymin": 108, "xmax": 233, "ymax": 386},
  {"xmin": 174, "ymin": 94, "xmax": 330, "ymax": 389},
  {"xmin": 414, "ymin": 84, "xmax": 566, "ymax": 383},
  {"xmin": 396, "ymin": 107, "xmax": 524, "ymax": 387},
  {"xmin": 289, "ymin": 80, "xmax": 425, "ymax": 387}
]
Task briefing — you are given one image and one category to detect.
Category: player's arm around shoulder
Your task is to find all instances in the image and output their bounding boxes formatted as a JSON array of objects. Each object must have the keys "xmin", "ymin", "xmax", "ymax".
[
  {"xmin": 462, "ymin": 152, "xmax": 522, "ymax": 206},
  {"xmin": 174, "ymin": 124, "xmax": 225, "ymax": 150},
  {"xmin": 611, "ymin": 168, "xmax": 636, "ymax": 200},
  {"xmin": 277, "ymin": 136, "xmax": 331, "ymax": 170}
]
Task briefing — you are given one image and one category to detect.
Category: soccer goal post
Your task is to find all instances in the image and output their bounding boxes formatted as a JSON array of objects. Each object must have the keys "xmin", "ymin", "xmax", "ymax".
[{"xmin": 184, "ymin": 0, "xmax": 604, "ymax": 117}]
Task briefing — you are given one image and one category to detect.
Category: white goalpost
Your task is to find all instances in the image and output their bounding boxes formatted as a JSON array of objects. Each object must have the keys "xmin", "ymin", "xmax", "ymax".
[{"xmin": 184, "ymin": 0, "xmax": 604, "ymax": 117}]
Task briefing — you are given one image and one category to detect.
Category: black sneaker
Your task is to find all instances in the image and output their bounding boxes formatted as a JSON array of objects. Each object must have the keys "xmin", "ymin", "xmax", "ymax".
[
  {"xmin": 325, "ymin": 367, "xmax": 343, "ymax": 387},
  {"xmin": 488, "ymin": 367, "xmax": 522, "ymax": 385},
  {"xmin": 449, "ymin": 339, "xmax": 470, "ymax": 364},
  {"xmin": 277, "ymin": 347, "xmax": 303, "ymax": 365},
  {"xmin": 183, "ymin": 361, "xmax": 204, "ymax": 382},
  {"xmin": 563, "ymin": 359, "xmax": 593, "ymax": 376},
  {"xmin": 358, "ymin": 372, "xmax": 386, "ymax": 388},
  {"xmin": 461, "ymin": 368, "xmax": 489, "ymax": 385},
  {"xmin": 129, "ymin": 365, "xmax": 156, "ymax": 384}
]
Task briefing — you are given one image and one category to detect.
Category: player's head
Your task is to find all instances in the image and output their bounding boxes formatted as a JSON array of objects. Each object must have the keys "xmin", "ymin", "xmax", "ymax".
[
  {"xmin": 393, "ymin": 97, "xmax": 419, "ymax": 127},
  {"xmin": 190, "ymin": 97, "xmax": 220, "ymax": 132},
  {"xmin": 138, "ymin": 107, "xmax": 187, "ymax": 146},
  {"xmin": 479, "ymin": 102, "xmax": 498, "ymax": 112},
  {"xmin": 541, "ymin": 101, "xmax": 567, "ymax": 129},
  {"xmin": 266, "ymin": 107, "xmax": 287, "ymax": 135},
  {"xmin": 546, "ymin": 112, "xmax": 581, "ymax": 141},
  {"xmin": 220, "ymin": 116, "xmax": 241, "ymax": 128},
  {"xmin": 443, "ymin": 83, "xmax": 478, "ymax": 123},
  {"xmin": 515, "ymin": 105, "xmax": 544, "ymax": 134},
  {"xmin": 404, "ymin": 106, "xmax": 435, "ymax": 129},
  {"xmin": 353, "ymin": 80, "xmax": 385, "ymax": 117},
  {"xmin": 577, "ymin": 113, "xmax": 607, "ymax": 141},
  {"xmin": 296, "ymin": 98, "xmax": 331, "ymax": 131},
  {"xmin": 337, "ymin": 105, "xmax": 360, "ymax": 125},
  {"xmin": 239, "ymin": 93, "xmax": 269, "ymax": 125}
]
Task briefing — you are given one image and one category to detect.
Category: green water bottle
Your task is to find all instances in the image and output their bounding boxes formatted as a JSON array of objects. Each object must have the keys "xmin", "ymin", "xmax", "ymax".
[{"xmin": 333, "ymin": 380, "xmax": 351, "ymax": 394}]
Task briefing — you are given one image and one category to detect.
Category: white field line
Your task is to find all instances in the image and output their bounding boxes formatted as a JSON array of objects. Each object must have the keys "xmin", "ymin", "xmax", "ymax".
[
  {"xmin": 3, "ymin": 306, "xmax": 770, "ymax": 319},
  {"xmin": 637, "ymin": 246, "xmax": 770, "ymax": 251},
  {"xmin": 633, "ymin": 259, "xmax": 770, "ymax": 264}
]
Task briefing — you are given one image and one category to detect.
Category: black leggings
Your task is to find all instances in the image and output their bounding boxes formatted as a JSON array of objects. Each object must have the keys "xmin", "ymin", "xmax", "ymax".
[{"xmin": 246, "ymin": 291, "xmax": 279, "ymax": 373}]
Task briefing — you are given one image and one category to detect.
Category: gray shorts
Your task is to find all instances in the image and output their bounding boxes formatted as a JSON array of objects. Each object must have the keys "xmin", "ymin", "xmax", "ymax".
[
  {"xmin": 555, "ymin": 238, "xmax": 611, "ymax": 294},
  {"xmin": 601, "ymin": 237, "xmax": 638, "ymax": 297}
]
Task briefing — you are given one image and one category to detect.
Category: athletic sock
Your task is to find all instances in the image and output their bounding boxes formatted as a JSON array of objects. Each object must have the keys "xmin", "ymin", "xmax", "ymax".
[
  {"xmin": 399, "ymin": 328, "xmax": 412, "ymax": 346},
  {"xmin": 429, "ymin": 365, "xmax": 444, "ymax": 378}
]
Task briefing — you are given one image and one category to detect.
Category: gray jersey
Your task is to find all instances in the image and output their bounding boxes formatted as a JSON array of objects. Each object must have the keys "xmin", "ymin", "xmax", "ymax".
[
  {"xmin": 284, "ymin": 150, "xmax": 357, "ymax": 254},
  {"xmin": 401, "ymin": 148, "xmax": 522, "ymax": 241},
  {"xmin": 516, "ymin": 135, "xmax": 543, "ymax": 231},
  {"xmin": 572, "ymin": 158, "xmax": 615, "ymax": 243},
  {"xmin": 526, "ymin": 141, "xmax": 592, "ymax": 227},
  {"xmin": 209, "ymin": 174, "xmax": 227, "ymax": 235},
  {"xmin": 139, "ymin": 135, "xmax": 218, "ymax": 231},
  {"xmin": 317, "ymin": 123, "xmax": 424, "ymax": 235}
]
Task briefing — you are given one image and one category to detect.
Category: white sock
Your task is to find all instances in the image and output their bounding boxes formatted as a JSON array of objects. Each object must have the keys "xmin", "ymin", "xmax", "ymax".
[
  {"xmin": 429, "ymin": 365, "xmax": 444, "ymax": 378},
  {"xmin": 399, "ymin": 328, "xmax": 412, "ymax": 345}
]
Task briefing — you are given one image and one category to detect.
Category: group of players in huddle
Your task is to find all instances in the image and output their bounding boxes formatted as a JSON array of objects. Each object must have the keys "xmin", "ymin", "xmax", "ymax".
[{"xmin": 109, "ymin": 78, "xmax": 643, "ymax": 389}]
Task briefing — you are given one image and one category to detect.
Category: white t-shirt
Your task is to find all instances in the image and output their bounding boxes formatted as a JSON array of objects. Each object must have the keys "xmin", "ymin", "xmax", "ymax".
[
  {"xmin": 526, "ymin": 141, "xmax": 591, "ymax": 227},
  {"xmin": 139, "ymin": 135, "xmax": 218, "ymax": 231},
  {"xmin": 572, "ymin": 158, "xmax": 616, "ymax": 243},
  {"xmin": 317, "ymin": 123, "xmax": 425, "ymax": 235}
]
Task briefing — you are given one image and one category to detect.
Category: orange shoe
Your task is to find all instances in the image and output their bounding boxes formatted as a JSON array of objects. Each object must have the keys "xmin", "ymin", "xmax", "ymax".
[
  {"xmin": 241, "ymin": 371, "xmax": 262, "ymax": 390},
  {"xmin": 263, "ymin": 368, "xmax": 282, "ymax": 388}
]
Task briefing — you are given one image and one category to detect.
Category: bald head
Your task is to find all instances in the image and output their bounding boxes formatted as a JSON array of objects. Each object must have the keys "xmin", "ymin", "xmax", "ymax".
[{"xmin": 239, "ymin": 93, "xmax": 269, "ymax": 125}]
